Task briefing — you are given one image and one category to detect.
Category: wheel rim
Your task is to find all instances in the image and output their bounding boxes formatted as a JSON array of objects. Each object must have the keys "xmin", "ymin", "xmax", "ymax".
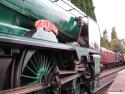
[{"xmin": 20, "ymin": 50, "xmax": 56, "ymax": 94}]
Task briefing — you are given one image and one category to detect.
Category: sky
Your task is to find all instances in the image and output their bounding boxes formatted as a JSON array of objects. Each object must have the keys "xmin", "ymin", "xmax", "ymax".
[{"xmin": 93, "ymin": 0, "xmax": 125, "ymax": 40}]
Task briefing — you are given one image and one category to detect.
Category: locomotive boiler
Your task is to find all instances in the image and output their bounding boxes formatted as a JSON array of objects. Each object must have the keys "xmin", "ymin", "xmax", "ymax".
[{"xmin": 0, "ymin": 0, "xmax": 101, "ymax": 94}]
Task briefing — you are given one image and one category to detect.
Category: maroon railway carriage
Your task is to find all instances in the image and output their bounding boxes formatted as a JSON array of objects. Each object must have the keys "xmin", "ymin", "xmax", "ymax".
[
  {"xmin": 101, "ymin": 47, "xmax": 115, "ymax": 69},
  {"xmin": 121, "ymin": 54, "xmax": 125, "ymax": 63}
]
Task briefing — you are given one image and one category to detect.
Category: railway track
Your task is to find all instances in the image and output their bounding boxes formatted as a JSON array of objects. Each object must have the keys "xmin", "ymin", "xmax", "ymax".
[
  {"xmin": 94, "ymin": 66, "xmax": 125, "ymax": 94},
  {"xmin": 94, "ymin": 79, "xmax": 113, "ymax": 94}
]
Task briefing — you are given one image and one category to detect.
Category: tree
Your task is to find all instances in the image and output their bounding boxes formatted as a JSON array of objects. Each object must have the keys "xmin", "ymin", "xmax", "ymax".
[
  {"xmin": 110, "ymin": 27, "xmax": 125, "ymax": 53},
  {"xmin": 111, "ymin": 27, "xmax": 117, "ymax": 40},
  {"xmin": 121, "ymin": 39, "xmax": 125, "ymax": 48},
  {"xmin": 101, "ymin": 38, "xmax": 111, "ymax": 49},
  {"xmin": 110, "ymin": 39, "xmax": 125, "ymax": 53},
  {"xmin": 71, "ymin": 0, "xmax": 96, "ymax": 20},
  {"xmin": 101, "ymin": 29, "xmax": 111, "ymax": 49},
  {"xmin": 102, "ymin": 29, "xmax": 108, "ymax": 39}
]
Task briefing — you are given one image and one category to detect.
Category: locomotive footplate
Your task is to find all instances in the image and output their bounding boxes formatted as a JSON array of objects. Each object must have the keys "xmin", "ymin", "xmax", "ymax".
[{"xmin": 0, "ymin": 33, "xmax": 74, "ymax": 51}]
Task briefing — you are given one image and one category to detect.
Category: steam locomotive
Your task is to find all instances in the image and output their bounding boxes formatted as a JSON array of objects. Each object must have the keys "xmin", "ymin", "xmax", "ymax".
[{"xmin": 0, "ymin": 0, "xmax": 101, "ymax": 94}]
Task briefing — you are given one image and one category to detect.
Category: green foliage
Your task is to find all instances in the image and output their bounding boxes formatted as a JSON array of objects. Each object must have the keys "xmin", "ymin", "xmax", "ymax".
[
  {"xmin": 121, "ymin": 39, "xmax": 125, "ymax": 48},
  {"xmin": 110, "ymin": 27, "xmax": 125, "ymax": 53},
  {"xmin": 101, "ymin": 38, "xmax": 111, "ymax": 49},
  {"xmin": 71, "ymin": 0, "xmax": 96, "ymax": 20},
  {"xmin": 101, "ymin": 29, "xmax": 111, "ymax": 49},
  {"xmin": 111, "ymin": 27, "xmax": 117, "ymax": 40},
  {"xmin": 110, "ymin": 39, "xmax": 125, "ymax": 53},
  {"xmin": 101, "ymin": 27, "xmax": 125, "ymax": 53}
]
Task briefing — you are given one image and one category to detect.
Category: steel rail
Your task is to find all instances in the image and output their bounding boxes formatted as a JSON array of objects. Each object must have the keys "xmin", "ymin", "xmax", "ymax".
[
  {"xmin": 94, "ymin": 79, "xmax": 114, "ymax": 94},
  {"xmin": 94, "ymin": 67, "xmax": 125, "ymax": 94},
  {"xmin": 99, "ymin": 67, "xmax": 125, "ymax": 79}
]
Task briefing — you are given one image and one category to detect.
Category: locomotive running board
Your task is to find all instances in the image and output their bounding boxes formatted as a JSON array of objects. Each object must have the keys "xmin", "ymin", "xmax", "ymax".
[{"xmin": 0, "ymin": 33, "xmax": 74, "ymax": 51}]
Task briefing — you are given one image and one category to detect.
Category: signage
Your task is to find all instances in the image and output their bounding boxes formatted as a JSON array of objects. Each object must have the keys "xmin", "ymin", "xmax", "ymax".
[{"xmin": 35, "ymin": 20, "xmax": 58, "ymax": 35}]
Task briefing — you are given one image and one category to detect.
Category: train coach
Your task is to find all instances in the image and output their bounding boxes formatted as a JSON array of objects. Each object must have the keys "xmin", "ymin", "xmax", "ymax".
[
  {"xmin": 121, "ymin": 54, "xmax": 125, "ymax": 62},
  {"xmin": 119, "ymin": 53, "xmax": 125, "ymax": 65},
  {"xmin": 101, "ymin": 47, "xmax": 125, "ymax": 69},
  {"xmin": 101, "ymin": 47, "xmax": 115, "ymax": 69},
  {"xmin": 0, "ymin": 0, "xmax": 101, "ymax": 94}
]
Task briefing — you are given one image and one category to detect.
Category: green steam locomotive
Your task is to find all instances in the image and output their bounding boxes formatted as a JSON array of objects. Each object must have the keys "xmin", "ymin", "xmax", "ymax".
[{"xmin": 0, "ymin": 0, "xmax": 101, "ymax": 94}]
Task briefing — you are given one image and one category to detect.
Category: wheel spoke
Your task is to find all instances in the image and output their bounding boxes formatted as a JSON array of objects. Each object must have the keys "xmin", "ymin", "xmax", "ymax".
[
  {"xmin": 47, "ymin": 65, "xmax": 54, "ymax": 74},
  {"xmin": 40, "ymin": 52, "xmax": 43, "ymax": 67},
  {"xmin": 45, "ymin": 60, "xmax": 51, "ymax": 72},
  {"xmin": 26, "ymin": 66, "xmax": 37, "ymax": 75},
  {"xmin": 34, "ymin": 55, "xmax": 40, "ymax": 69},
  {"xmin": 37, "ymin": 51, "xmax": 41, "ymax": 65},
  {"xmin": 21, "ymin": 75, "xmax": 37, "ymax": 79},
  {"xmin": 44, "ymin": 56, "xmax": 49, "ymax": 70},
  {"xmin": 30, "ymin": 59, "xmax": 39, "ymax": 72},
  {"xmin": 43, "ymin": 56, "xmax": 48, "ymax": 69},
  {"xmin": 42, "ymin": 53, "xmax": 46, "ymax": 69}
]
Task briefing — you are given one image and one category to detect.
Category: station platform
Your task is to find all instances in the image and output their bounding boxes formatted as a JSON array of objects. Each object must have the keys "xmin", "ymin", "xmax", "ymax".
[{"xmin": 108, "ymin": 69, "xmax": 125, "ymax": 94}]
